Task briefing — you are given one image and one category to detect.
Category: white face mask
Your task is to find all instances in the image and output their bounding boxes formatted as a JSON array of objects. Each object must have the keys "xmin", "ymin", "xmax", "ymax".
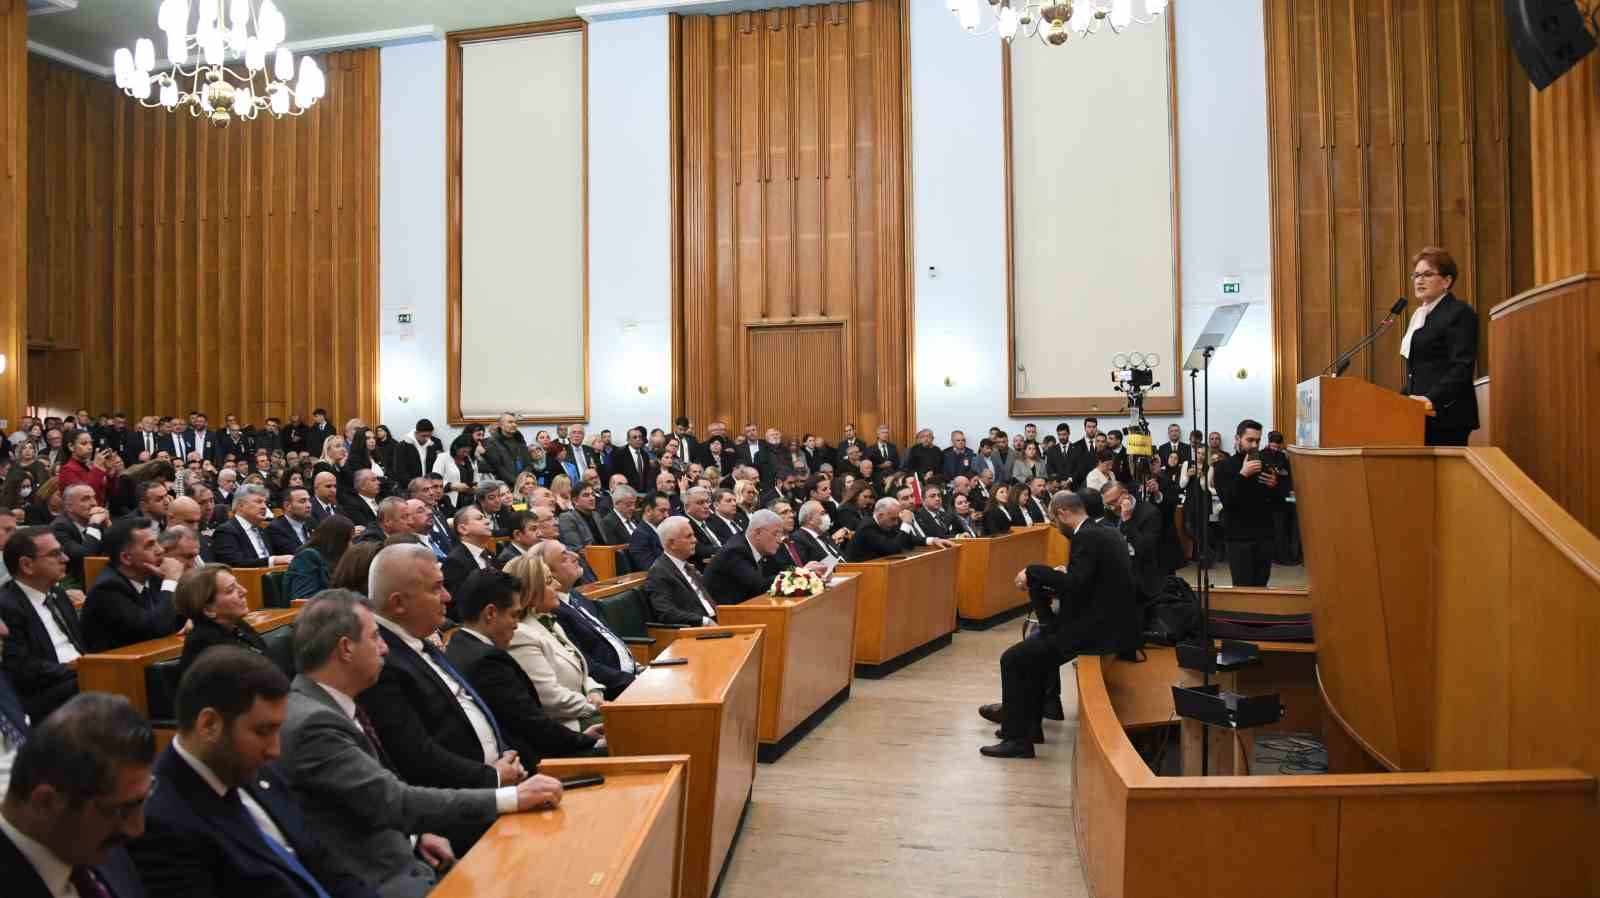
[
  {"xmin": 19, "ymin": 486, "xmax": 32, "ymax": 497},
  {"xmin": 819, "ymin": 515, "xmax": 831, "ymax": 531}
]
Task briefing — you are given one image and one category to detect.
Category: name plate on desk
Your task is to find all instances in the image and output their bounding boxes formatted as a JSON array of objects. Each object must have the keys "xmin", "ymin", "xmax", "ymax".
[{"xmin": 1296, "ymin": 376, "xmax": 1322, "ymax": 448}]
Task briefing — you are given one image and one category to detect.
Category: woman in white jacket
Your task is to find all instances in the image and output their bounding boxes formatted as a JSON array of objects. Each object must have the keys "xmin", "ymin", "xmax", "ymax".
[{"xmin": 502, "ymin": 553, "xmax": 606, "ymax": 731}]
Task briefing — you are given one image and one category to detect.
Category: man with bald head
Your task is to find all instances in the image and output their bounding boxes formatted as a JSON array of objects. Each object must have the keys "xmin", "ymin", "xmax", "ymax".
[
  {"xmin": 538, "ymin": 540, "xmax": 642, "ymax": 698},
  {"xmin": 442, "ymin": 505, "xmax": 500, "ymax": 599},
  {"xmin": 166, "ymin": 496, "xmax": 213, "ymax": 563},
  {"xmin": 309, "ymin": 470, "xmax": 343, "ymax": 524},
  {"xmin": 358, "ymin": 496, "xmax": 412, "ymax": 545},
  {"xmin": 343, "ymin": 468, "xmax": 383, "ymax": 527},
  {"xmin": 51, "ymin": 482, "xmax": 108, "ymax": 587},
  {"xmin": 845, "ymin": 497, "xmax": 955, "ymax": 562}
]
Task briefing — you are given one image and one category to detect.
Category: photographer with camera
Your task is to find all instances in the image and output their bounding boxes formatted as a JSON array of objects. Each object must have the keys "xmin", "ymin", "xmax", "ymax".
[{"xmin": 1210, "ymin": 419, "xmax": 1288, "ymax": 586}]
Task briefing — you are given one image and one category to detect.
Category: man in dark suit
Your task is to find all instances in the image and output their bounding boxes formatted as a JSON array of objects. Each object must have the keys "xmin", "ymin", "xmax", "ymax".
[
  {"xmin": 495, "ymin": 511, "xmax": 542, "ymax": 567},
  {"xmin": 130, "ymin": 648, "xmax": 377, "ymax": 898},
  {"xmin": 626, "ymin": 493, "xmax": 670, "ymax": 573},
  {"xmin": 304, "ymin": 409, "xmax": 336, "ymax": 457},
  {"xmin": 1211, "ymin": 419, "xmax": 1290, "ymax": 587},
  {"xmin": 681, "ymin": 487, "xmax": 724, "ymax": 569},
  {"xmin": 556, "ymin": 484, "xmax": 604, "ymax": 553},
  {"xmin": 980, "ymin": 491, "xmax": 1138, "ymax": 758},
  {"xmin": 265, "ymin": 488, "xmax": 316, "ymax": 557},
  {"xmin": 340, "ymin": 470, "xmax": 384, "ymax": 527},
  {"xmin": 124, "ymin": 415, "xmax": 164, "ymax": 466},
  {"xmin": 212, "ymin": 485, "xmax": 293, "ymax": 569},
  {"xmin": 643, "ymin": 517, "xmax": 723, "ymax": 626},
  {"xmin": 280, "ymin": 591, "xmax": 565, "ymax": 898},
  {"xmin": 446, "ymin": 571, "xmax": 603, "ymax": 764},
  {"xmin": 0, "ymin": 527, "xmax": 83, "ymax": 721},
  {"xmin": 441, "ymin": 507, "xmax": 501, "ymax": 598},
  {"xmin": 185, "ymin": 413, "xmax": 217, "ymax": 466},
  {"xmin": 565, "ymin": 425, "xmax": 602, "ymax": 485},
  {"xmin": 1067, "ymin": 417, "xmax": 1101, "ymax": 488},
  {"xmin": 702, "ymin": 509, "xmax": 796, "ymax": 604},
  {"xmin": 596, "ymin": 485, "xmax": 639, "ymax": 547},
  {"xmin": 308, "ymin": 472, "xmax": 344, "ymax": 525},
  {"xmin": 865, "ymin": 425, "xmax": 900, "ymax": 473},
  {"xmin": 914, "ymin": 486, "xmax": 958, "ymax": 539},
  {"xmin": 539, "ymin": 541, "xmax": 643, "ymax": 698},
  {"xmin": 1045, "ymin": 423, "xmax": 1075, "ymax": 483},
  {"xmin": 53, "ymin": 483, "xmax": 108, "ymax": 587},
  {"xmin": 1100, "ymin": 481, "xmax": 1164, "ymax": 602},
  {"xmin": 81, "ymin": 518, "xmax": 185, "ymax": 652},
  {"xmin": 359, "ymin": 544, "xmax": 525, "ymax": 794},
  {"xmin": 389, "ymin": 419, "xmax": 444, "ymax": 487},
  {"xmin": 836, "ymin": 423, "xmax": 866, "ymax": 467},
  {"xmin": 1021, "ymin": 477, "xmax": 1051, "ymax": 525},
  {"xmin": 705, "ymin": 489, "xmax": 742, "ymax": 544},
  {"xmin": 1157, "ymin": 423, "xmax": 1193, "ymax": 469},
  {"xmin": 609, "ymin": 427, "xmax": 655, "ymax": 493},
  {"xmin": 844, "ymin": 498, "xmax": 954, "ymax": 562},
  {"xmin": 792, "ymin": 501, "xmax": 846, "ymax": 563},
  {"xmin": 2, "ymin": 693, "xmax": 152, "ymax": 898},
  {"xmin": 1401, "ymin": 249, "xmax": 1480, "ymax": 446}
]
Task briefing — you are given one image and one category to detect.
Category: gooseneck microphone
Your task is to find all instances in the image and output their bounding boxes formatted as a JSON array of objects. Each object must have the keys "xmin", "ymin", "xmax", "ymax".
[{"xmin": 1325, "ymin": 296, "xmax": 1408, "ymax": 378}]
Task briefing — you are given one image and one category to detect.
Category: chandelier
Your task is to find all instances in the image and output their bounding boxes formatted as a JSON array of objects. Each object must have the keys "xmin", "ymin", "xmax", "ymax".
[
  {"xmin": 949, "ymin": 0, "xmax": 1168, "ymax": 45},
  {"xmin": 111, "ymin": 0, "xmax": 326, "ymax": 127}
]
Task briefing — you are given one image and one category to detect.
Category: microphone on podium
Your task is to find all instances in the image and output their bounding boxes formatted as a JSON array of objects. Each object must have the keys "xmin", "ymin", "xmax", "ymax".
[{"xmin": 1325, "ymin": 296, "xmax": 1408, "ymax": 378}]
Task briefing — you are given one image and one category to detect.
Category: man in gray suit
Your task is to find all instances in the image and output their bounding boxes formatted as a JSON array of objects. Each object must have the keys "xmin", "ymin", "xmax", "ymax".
[
  {"xmin": 557, "ymin": 483, "xmax": 604, "ymax": 552},
  {"xmin": 277, "ymin": 590, "xmax": 564, "ymax": 897}
]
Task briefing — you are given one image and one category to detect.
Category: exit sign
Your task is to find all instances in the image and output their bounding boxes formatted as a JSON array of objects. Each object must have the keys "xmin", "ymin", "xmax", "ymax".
[{"xmin": 1221, "ymin": 278, "xmax": 1242, "ymax": 295}]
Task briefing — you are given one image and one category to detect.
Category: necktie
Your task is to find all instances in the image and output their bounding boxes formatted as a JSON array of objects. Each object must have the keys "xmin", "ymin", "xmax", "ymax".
[
  {"xmin": 173, "ymin": 434, "xmax": 185, "ymax": 458},
  {"xmin": 621, "ymin": 515, "xmax": 634, "ymax": 537},
  {"xmin": 700, "ymin": 521, "xmax": 721, "ymax": 547},
  {"xmin": 228, "ymin": 790, "xmax": 332, "ymax": 898},
  {"xmin": 429, "ymin": 539, "xmax": 447, "ymax": 561},
  {"xmin": 352, "ymin": 704, "xmax": 395, "ymax": 770},
  {"xmin": 682, "ymin": 564, "xmax": 714, "ymax": 610},
  {"xmin": 785, "ymin": 541, "xmax": 802, "ymax": 565},
  {"xmin": 421, "ymin": 642, "xmax": 505, "ymax": 752},
  {"xmin": 45, "ymin": 593, "xmax": 83, "ymax": 652},
  {"xmin": 145, "ymin": 432, "xmax": 154, "ymax": 455},
  {"xmin": 819, "ymin": 533, "xmax": 840, "ymax": 558},
  {"xmin": 71, "ymin": 867, "xmax": 110, "ymax": 898}
]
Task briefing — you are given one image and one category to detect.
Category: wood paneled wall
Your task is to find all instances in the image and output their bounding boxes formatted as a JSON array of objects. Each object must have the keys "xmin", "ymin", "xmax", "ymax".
[
  {"xmin": 1265, "ymin": 0, "xmax": 1536, "ymax": 424},
  {"xmin": 25, "ymin": 50, "xmax": 380, "ymax": 424},
  {"xmin": 676, "ymin": 0, "xmax": 913, "ymax": 441},
  {"xmin": 0, "ymin": 0, "xmax": 26, "ymax": 427},
  {"xmin": 1530, "ymin": 51, "xmax": 1600, "ymax": 282}
]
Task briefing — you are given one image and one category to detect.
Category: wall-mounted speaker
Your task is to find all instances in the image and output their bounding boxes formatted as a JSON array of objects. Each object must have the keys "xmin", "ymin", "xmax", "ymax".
[{"xmin": 1505, "ymin": 0, "xmax": 1597, "ymax": 90}]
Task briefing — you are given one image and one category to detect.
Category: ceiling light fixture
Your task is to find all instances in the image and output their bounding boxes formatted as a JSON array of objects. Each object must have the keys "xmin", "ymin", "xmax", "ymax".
[{"xmin": 951, "ymin": 0, "xmax": 1168, "ymax": 46}]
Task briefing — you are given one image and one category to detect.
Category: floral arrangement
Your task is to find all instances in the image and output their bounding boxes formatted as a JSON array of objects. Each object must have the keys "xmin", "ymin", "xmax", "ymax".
[{"xmin": 769, "ymin": 567, "xmax": 826, "ymax": 599}]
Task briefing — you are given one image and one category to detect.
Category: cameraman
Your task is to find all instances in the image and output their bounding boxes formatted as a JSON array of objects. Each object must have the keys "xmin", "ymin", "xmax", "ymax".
[{"xmin": 1211, "ymin": 419, "xmax": 1289, "ymax": 586}]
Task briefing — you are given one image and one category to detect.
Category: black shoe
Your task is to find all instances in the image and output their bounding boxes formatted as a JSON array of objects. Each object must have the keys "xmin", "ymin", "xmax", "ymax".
[
  {"xmin": 1042, "ymin": 696, "xmax": 1065, "ymax": 721},
  {"xmin": 977, "ymin": 703, "xmax": 1004, "ymax": 725},
  {"xmin": 980, "ymin": 738, "xmax": 1036, "ymax": 759},
  {"xmin": 995, "ymin": 727, "xmax": 1046, "ymax": 744}
]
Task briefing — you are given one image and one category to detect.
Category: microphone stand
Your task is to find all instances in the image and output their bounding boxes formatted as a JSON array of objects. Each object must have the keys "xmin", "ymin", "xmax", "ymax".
[{"xmin": 1322, "ymin": 313, "xmax": 1402, "ymax": 378}]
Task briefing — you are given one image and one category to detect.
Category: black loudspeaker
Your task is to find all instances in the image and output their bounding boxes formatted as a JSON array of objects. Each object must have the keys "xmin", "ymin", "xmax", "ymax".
[{"xmin": 1504, "ymin": 0, "xmax": 1596, "ymax": 90}]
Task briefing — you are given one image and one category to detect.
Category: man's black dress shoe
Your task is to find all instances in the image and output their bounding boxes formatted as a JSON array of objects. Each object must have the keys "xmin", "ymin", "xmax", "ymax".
[
  {"xmin": 1043, "ymin": 696, "xmax": 1066, "ymax": 721},
  {"xmin": 980, "ymin": 738, "xmax": 1036, "ymax": 758},
  {"xmin": 978, "ymin": 702, "xmax": 1005, "ymax": 724}
]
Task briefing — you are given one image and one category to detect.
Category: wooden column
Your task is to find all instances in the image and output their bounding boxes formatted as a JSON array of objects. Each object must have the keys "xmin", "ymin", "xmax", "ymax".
[
  {"xmin": 1530, "ymin": 52, "xmax": 1600, "ymax": 282},
  {"xmin": 0, "ymin": 0, "xmax": 26, "ymax": 426}
]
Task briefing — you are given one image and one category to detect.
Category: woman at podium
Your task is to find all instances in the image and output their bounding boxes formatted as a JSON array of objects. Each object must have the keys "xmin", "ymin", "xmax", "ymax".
[{"xmin": 1400, "ymin": 247, "xmax": 1480, "ymax": 446}]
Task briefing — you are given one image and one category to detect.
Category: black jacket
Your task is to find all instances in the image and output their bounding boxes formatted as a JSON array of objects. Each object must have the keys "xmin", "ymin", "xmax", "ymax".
[
  {"xmin": 903, "ymin": 443, "xmax": 943, "ymax": 479},
  {"xmin": 1403, "ymin": 292, "xmax": 1480, "ymax": 433},
  {"xmin": 597, "ymin": 510, "xmax": 635, "ymax": 547},
  {"xmin": 643, "ymin": 555, "xmax": 716, "ymax": 626},
  {"xmin": 51, "ymin": 514, "xmax": 102, "ymax": 585},
  {"xmin": 0, "ymin": 580, "xmax": 82, "ymax": 720},
  {"xmin": 865, "ymin": 441, "xmax": 900, "ymax": 471},
  {"xmin": 626, "ymin": 524, "xmax": 664, "ymax": 577},
  {"xmin": 1024, "ymin": 521, "xmax": 1139, "ymax": 657},
  {"xmin": 211, "ymin": 518, "xmax": 273, "ymax": 568},
  {"xmin": 552, "ymin": 595, "xmax": 636, "ymax": 698},
  {"xmin": 389, "ymin": 437, "xmax": 444, "ymax": 487},
  {"xmin": 442, "ymin": 543, "xmax": 499, "ymax": 598},
  {"xmin": 1212, "ymin": 452, "xmax": 1290, "ymax": 542},
  {"xmin": 340, "ymin": 494, "xmax": 381, "ymax": 527},
  {"xmin": 702, "ymin": 537, "xmax": 787, "ymax": 604},
  {"xmin": 792, "ymin": 527, "xmax": 844, "ymax": 564},
  {"xmin": 1107, "ymin": 499, "xmax": 1164, "ymax": 600},
  {"xmin": 444, "ymin": 629, "xmax": 600, "ymax": 764},
  {"xmin": 131, "ymin": 747, "xmax": 375, "ymax": 898},
  {"xmin": 358, "ymin": 624, "xmax": 501, "ymax": 790},
  {"xmin": 844, "ymin": 520, "xmax": 922, "ymax": 562},
  {"xmin": 177, "ymin": 616, "xmax": 268, "ymax": 682},
  {"xmin": 5, "ymin": 824, "xmax": 144, "ymax": 898},
  {"xmin": 609, "ymin": 445, "xmax": 655, "ymax": 493},
  {"xmin": 982, "ymin": 504, "xmax": 1015, "ymax": 536},
  {"xmin": 685, "ymin": 517, "xmax": 723, "ymax": 569},
  {"xmin": 265, "ymin": 515, "xmax": 314, "ymax": 557},
  {"xmin": 81, "ymin": 567, "xmax": 182, "ymax": 652}
]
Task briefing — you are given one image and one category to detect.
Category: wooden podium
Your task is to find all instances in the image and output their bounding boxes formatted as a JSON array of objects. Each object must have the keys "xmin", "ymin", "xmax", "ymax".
[{"xmin": 1294, "ymin": 375, "xmax": 1427, "ymax": 447}]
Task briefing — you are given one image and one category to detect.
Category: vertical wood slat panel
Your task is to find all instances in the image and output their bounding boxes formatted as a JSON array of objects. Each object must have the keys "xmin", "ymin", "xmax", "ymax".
[
  {"xmin": 677, "ymin": 0, "xmax": 908, "ymax": 441},
  {"xmin": 1266, "ymin": 0, "xmax": 1534, "ymax": 430},
  {"xmin": 0, "ymin": 0, "xmax": 27, "ymax": 424},
  {"xmin": 1530, "ymin": 51, "xmax": 1600, "ymax": 283},
  {"xmin": 23, "ymin": 50, "xmax": 379, "ymax": 425}
]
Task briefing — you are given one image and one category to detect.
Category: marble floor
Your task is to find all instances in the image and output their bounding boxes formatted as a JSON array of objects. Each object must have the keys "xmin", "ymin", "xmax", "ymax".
[{"xmin": 717, "ymin": 622, "xmax": 1089, "ymax": 898}]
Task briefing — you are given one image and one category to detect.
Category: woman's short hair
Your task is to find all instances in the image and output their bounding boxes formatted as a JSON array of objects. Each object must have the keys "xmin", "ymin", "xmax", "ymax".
[
  {"xmin": 501, "ymin": 553, "xmax": 550, "ymax": 620},
  {"xmin": 1411, "ymin": 246, "xmax": 1458, "ymax": 284},
  {"xmin": 174, "ymin": 563, "xmax": 234, "ymax": 620}
]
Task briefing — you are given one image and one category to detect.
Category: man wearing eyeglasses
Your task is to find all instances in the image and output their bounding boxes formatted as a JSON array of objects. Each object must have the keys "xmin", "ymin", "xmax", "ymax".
[
  {"xmin": 1, "ymin": 692, "xmax": 154, "ymax": 898},
  {"xmin": 1401, "ymin": 246, "xmax": 1480, "ymax": 446},
  {"xmin": 0, "ymin": 528, "xmax": 84, "ymax": 723}
]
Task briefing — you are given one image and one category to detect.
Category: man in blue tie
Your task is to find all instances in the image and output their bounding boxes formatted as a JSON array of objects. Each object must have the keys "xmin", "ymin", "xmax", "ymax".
[
  {"xmin": 357, "ymin": 544, "xmax": 526, "ymax": 850},
  {"xmin": 129, "ymin": 648, "xmax": 375, "ymax": 898},
  {"xmin": 2, "ymin": 692, "xmax": 151, "ymax": 898}
]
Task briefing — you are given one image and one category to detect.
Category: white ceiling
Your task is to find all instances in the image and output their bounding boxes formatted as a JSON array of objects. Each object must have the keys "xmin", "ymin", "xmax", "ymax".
[{"xmin": 29, "ymin": 0, "xmax": 580, "ymax": 72}]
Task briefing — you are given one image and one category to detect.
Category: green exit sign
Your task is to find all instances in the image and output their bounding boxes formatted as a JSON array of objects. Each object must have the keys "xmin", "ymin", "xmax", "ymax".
[{"xmin": 1222, "ymin": 278, "xmax": 1242, "ymax": 295}]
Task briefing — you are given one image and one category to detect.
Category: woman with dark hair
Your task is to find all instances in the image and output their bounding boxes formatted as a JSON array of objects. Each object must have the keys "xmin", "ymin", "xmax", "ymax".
[
  {"xmin": 57, "ymin": 429, "xmax": 112, "ymax": 506},
  {"xmin": 1401, "ymin": 246, "xmax": 1480, "ymax": 446},
  {"xmin": 24, "ymin": 477, "xmax": 62, "ymax": 525},
  {"xmin": 436, "ymin": 438, "xmax": 477, "ymax": 510},
  {"xmin": 833, "ymin": 480, "xmax": 876, "ymax": 538},
  {"xmin": 284, "ymin": 514, "xmax": 355, "ymax": 602},
  {"xmin": 371, "ymin": 424, "xmax": 399, "ymax": 474},
  {"xmin": 174, "ymin": 563, "xmax": 268, "ymax": 680},
  {"xmin": 1, "ymin": 468, "xmax": 36, "ymax": 515},
  {"xmin": 982, "ymin": 483, "xmax": 1017, "ymax": 536},
  {"xmin": 328, "ymin": 539, "xmax": 385, "ymax": 595}
]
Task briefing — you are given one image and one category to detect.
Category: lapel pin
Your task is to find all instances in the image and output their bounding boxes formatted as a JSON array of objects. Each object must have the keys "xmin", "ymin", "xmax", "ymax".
[{"xmin": 258, "ymin": 780, "xmax": 270, "ymax": 790}]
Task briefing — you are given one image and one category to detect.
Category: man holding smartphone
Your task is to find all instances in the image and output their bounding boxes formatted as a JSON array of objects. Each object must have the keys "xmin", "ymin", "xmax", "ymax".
[{"xmin": 1210, "ymin": 419, "xmax": 1289, "ymax": 587}]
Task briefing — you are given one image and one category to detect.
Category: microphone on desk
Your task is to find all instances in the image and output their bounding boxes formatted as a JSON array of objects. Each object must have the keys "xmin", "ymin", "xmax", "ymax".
[{"xmin": 1326, "ymin": 297, "xmax": 1408, "ymax": 378}]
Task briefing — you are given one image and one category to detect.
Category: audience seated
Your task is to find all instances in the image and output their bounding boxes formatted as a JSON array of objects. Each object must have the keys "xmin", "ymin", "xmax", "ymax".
[
  {"xmin": 286, "ymin": 516, "xmax": 355, "ymax": 603},
  {"xmin": 165, "ymin": 497, "xmax": 212, "ymax": 563},
  {"xmin": 644, "ymin": 517, "xmax": 722, "ymax": 626},
  {"xmin": 441, "ymin": 506, "xmax": 500, "ymax": 599},
  {"xmin": 82, "ymin": 518, "xmax": 184, "ymax": 652},
  {"xmin": 702, "ymin": 509, "xmax": 798, "ymax": 604},
  {"xmin": 596, "ymin": 485, "xmax": 638, "ymax": 546},
  {"xmin": 535, "ymin": 541, "xmax": 642, "ymax": 699},
  {"xmin": 2, "ymin": 693, "xmax": 152, "ymax": 898},
  {"xmin": 626, "ymin": 492, "xmax": 670, "ymax": 573},
  {"xmin": 52, "ymin": 483, "xmax": 106, "ymax": 588},
  {"xmin": 267, "ymin": 487, "xmax": 316, "ymax": 556},
  {"xmin": 494, "ymin": 511, "xmax": 541, "ymax": 566},
  {"xmin": 447, "ymin": 568, "xmax": 603, "ymax": 760},
  {"xmin": 278, "ymin": 589, "xmax": 562, "ymax": 898},
  {"xmin": 0, "ymin": 527, "xmax": 83, "ymax": 721},
  {"xmin": 212, "ymin": 485, "xmax": 293, "ymax": 569},
  {"xmin": 556, "ymin": 483, "xmax": 603, "ymax": 552},
  {"xmin": 845, "ymin": 498, "xmax": 955, "ymax": 562},
  {"xmin": 309, "ymin": 472, "xmax": 343, "ymax": 525},
  {"xmin": 129, "ymin": 647, "xmax": 377, "ymax": 898},
  {"xmin": 173, "ymin": 564, "xmax": 268, "ymax": 681}
]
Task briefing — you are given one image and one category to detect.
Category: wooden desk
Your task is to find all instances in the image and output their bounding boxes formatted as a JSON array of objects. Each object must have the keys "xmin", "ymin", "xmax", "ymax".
[
  {"xmin": 586, "ymin": 544, "xmax": 625, "ymax": 580},
  {"xmin": 1045, "ymin": 525, "xmax": 1070, "ymax": 567},
  {"xmin": 76, "ymin": 608, "xmax": 299, "ymax": 716},
  {"xmin": 84, "ymin": 557, "xmax": 285, "ymax": 610},
  {"xmin": 577, "ymin": 571, "xmax": 647, "ymax": 598},
  {"xmin": 836, "ymin": 547, "xmax": 959, "ymax": 677},
  {"xmin": 433, "ymin": 756, "xmax": 690, "ymax": 898},
  {"xmin": 953, "ymin": 525, "xmax": 1049, "ymax": 627},
  {"xmin": 603, "ymin": 627, "xmax": 762, "ymax": 898},
  {"xmin": 717, "ymin": 575, "xmax": 859, "ymax": 760}
]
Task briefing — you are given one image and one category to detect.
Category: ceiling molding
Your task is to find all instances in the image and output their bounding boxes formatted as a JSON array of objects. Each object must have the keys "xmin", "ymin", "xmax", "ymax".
[
  {"xmin": 27, "ymin": 39, "xmax": 112, "ymax": 78},
  {"xmin": 283, "ymin": 24, "xmax": 443, "ymax": 54},
  {"xmin": 577, "ymin": 0, "xmax": 818, "ymax": 23}
]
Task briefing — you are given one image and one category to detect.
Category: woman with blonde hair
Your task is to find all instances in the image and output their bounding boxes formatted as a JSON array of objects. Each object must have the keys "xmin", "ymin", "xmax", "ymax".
[
  {"xmin": 733, "ymin": 479, "xmax": 759, "ymax": 529},
  {"xmin": 549, "ymin": 474, "xmax": 575, "ymax": 513},
  {"xmin": 314, "ymin": 434, "xmax": 353, "ymax": 496},
  {"xmin": 511, "ymin": 471, "xmax": 539, "ymax": 511},
  {"xmin": 501, "ymin": 553, "xmax": 607, "ymax": 732}
]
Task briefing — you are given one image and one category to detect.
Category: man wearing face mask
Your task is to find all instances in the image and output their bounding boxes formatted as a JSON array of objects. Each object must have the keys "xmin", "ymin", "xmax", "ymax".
[
  {"xmin": 791, "ymin": 501, "xmax": 846, "ymax": 564},
  {"xmin": 979, "ymin": 491, "xmax": 1138, "ymax": 759}
]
